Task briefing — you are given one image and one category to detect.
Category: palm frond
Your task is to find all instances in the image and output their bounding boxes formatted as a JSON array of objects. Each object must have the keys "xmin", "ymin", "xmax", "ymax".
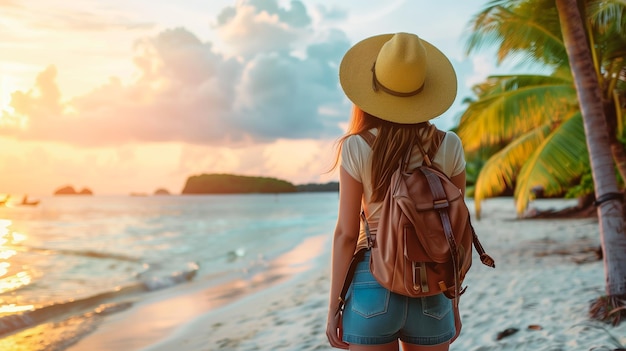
[
  {"xmin": 616, "ymin": 90, "xmax": 625, "ymax": 138},
  {"xmin": 587, "ymin": 0, "xmax": 626, "ymax": 35},
  {"xmin": 514, "ymin": 112, "xmax": 588, "ymax": 215},
  {"xmin": 458, "ymin": 74, "xmax": 577, "ymax": 151},
  {"xmin": 465, "ymin": 0, "xmax": 566, "ymax": 66},
  {"xmin": 473, "ymin": 124, "xmax": 551, "ymax": 217}
]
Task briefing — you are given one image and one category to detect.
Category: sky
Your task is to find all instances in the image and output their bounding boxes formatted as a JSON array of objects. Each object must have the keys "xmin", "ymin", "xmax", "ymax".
[{"xmin": 0, "ymin": 0, "xmax": 511, "ymax": 196}]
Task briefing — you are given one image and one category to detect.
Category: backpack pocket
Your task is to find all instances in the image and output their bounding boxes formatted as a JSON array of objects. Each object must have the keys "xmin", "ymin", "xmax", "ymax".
[{"xmin": 403, "ymin": 224, "xmax": 430, "ymax": 262}]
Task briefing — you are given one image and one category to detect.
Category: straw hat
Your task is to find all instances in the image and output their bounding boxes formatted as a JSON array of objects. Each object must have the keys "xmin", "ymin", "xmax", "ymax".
[{"xmin": 339, "ymin": 32, "xmax": 457, "ymax": 124}]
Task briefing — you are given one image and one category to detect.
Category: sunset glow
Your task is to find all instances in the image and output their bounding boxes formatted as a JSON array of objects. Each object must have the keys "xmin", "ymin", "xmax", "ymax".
[
  {"xmin": 0, "ymin": 1, "xmax": 497, "ymax": 196},
  {"xmin": 0, "ymin": 219, "xmax": 33, "ymax": 298}
]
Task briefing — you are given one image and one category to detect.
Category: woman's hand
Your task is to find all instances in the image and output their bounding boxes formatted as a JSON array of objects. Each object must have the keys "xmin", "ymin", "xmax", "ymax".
[{"xmin": 326, "ymin": 310, "xmax": 349, "ymax": 349}]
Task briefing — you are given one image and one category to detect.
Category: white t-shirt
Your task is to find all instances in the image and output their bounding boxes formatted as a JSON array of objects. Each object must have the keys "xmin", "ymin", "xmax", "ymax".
[{"xmin": 341, "ymin": 128, "xmax": 466, "ymax": 250}]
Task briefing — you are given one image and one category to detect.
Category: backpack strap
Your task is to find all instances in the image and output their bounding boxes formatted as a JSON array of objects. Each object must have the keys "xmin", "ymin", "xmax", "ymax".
[
  {"xmin": 359, "ymin": 130, "xmax": 376, "ymax": 147},
  {"xmin": 471, "ymin": 224, "xmax": 496, "ymax": 268},
  {"xmin": 419, "ymin": 129, "xmax": 494, "ymax": 269},
  {"xmin": 361, "ymin": 211, "xmax": 375, "ymax": 249},
  {"xmin": 336, "ymin": 210, "xmax": 378, "ymax": 314},
  {"xmin": 419, "ymin": 167, "xmax": 495, "ymax": 306},
  {"xmin": 336, "ymin": 247, "xmax": 367, "ymax": 315},
  {"xmin": 416, "ymin": 129, "xmax": 446, "ymax": 168},
  {"xmin": 420, "ymin": 167, "xmax": 462, "ymax": 306}
]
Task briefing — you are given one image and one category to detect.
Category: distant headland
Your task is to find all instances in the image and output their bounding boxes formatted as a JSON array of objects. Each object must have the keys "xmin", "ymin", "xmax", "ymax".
[
  {"xmin": 53, "ymin": 185, "xmax": 94, "ymax": 196},
  {"xmin": 181, "ymin": 173, "xmax": 338, "ymax": 194}
]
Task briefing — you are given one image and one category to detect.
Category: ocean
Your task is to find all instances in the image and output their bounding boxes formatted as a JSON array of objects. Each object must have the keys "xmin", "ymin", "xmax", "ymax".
[{"xmin": 0, "ymin": 192, "xmax": 339, "ymax": 350}]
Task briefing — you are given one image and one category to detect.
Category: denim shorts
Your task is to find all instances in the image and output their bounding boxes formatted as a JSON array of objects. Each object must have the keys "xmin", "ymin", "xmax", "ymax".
[{"xmin": 342, "ymin": 251, "xmax": 455, "ymax": 345}]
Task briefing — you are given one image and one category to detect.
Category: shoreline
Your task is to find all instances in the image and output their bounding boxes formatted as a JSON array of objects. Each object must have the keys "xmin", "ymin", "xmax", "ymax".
[
  {"xmin": 17, "ymin": 197, "xmax": 626, "ymax": 350},
  {"xmin": 137, "ymin": 198, "xmax": 626, "ymax": 351},
  {"xmin": 66, "ymin": 234, "xmax": 331, "ymax": 351}
]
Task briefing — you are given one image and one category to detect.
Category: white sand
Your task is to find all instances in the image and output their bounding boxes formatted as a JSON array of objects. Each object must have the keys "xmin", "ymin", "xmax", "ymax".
[{"xmin": 72, "ymin": 198, "xmax": 626, "ymax": 351}]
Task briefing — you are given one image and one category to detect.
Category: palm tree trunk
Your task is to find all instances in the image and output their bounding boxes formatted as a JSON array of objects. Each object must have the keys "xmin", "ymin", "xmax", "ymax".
[{"xmin": 556, "ymin": 0, "xmax": 626, "ymax": 325}]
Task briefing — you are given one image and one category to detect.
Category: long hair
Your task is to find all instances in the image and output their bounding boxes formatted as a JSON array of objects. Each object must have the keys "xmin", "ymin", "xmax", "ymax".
[{"xmin": 332, "ymin": 105, "xmax": 437, "ymax": 202}]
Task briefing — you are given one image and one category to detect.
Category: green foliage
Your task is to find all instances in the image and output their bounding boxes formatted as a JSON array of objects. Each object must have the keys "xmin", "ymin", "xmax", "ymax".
[
  {"xmin": 460, "ymin": 0, "xmax": 626, "ymax": 216},
  {"xmin": 182, "ymin": 174, "xmax": 297, "ymax": 194},
  {"xmin": 465, "ymin": 0, "xmax": 566, "ymax": 66},
  {"xmin": 460, "ymin": 74, "xmax": 578, "ymax": 153},
  {"xmin": 296, "ymin": 182, "xmax": 339, "ymax": 192},
  {"xmin": 514, "ymin": 112, "xmax": 589, "ymax": 213},
  {"xmin": 566, "ymin": 163, "xmax": 626, "ymax": 200},
  {"xmin": 464, "ymin": 158, "xmax": 484, "ymax": 188},
  {"xmin": 472, "ymin": 125, "xmax": 550, "ymax": 214},
  {"xmin": 565, "ymin": 165, "xmax": 594, "ymax": 199}
]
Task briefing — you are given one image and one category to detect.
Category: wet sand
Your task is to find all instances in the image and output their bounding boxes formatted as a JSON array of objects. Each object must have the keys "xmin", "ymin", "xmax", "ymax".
[{"xmin": 69, "ymin": 198, "xmax": 626, "ymax": 351}]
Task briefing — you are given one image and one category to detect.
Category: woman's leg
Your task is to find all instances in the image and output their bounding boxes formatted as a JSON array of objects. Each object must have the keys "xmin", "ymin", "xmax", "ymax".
[
  {"xmin": 350, "ymin": 341, "xmax": 399, "ymax": 351},
  {"xmin": 400, "ymin": 341, "xmax": 449, "ymax": 351}
]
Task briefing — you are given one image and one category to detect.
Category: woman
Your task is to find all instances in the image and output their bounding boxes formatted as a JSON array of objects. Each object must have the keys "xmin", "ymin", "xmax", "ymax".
[{"xmin": 326, "ymin": 33, "xmax": 466, "ymax": 350}]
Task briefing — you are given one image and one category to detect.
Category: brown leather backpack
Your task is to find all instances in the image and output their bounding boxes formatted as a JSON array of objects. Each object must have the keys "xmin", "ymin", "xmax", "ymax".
[{"xmin": 357, "ymin": 129, "xmax": 494, "ymax": 305}]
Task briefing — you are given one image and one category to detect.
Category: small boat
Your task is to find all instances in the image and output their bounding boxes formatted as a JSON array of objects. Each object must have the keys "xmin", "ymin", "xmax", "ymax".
[{"xmin": 19, "ymin": 195, "xmax": 40, "ymax": 206}]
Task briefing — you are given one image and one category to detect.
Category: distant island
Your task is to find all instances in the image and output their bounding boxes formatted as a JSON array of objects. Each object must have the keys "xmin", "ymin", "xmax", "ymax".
[
  {"xmin": 129, "ymin": 189, "xmax": 171, "ymax": 196},
  {"xmin": 54, "ymin": 185, "xmax": 93, "ymax": 196},
  {"xmin": 182, "ymin": 174, "xmax": 296, "ymax": 194},
  {"xmin": 181, "ymin": 174, "xmax": 339, "ymax": 194},
  {"xmin": 154, "ymin": 188, "xmax": 171, "ymax": 195}
]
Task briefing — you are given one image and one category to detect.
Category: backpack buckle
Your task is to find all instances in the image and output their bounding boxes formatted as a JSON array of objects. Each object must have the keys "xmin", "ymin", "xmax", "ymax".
[
  {"xmin": 433, "ymin": 199, "xmax": 449, "ymax": 209},
  {"xmin": 367, "ymin": 232, "xmax": 376, "ymax": 248},
  {"xmin": 412, "ymin": 261, "xmax": 429, "ymax": 293}
]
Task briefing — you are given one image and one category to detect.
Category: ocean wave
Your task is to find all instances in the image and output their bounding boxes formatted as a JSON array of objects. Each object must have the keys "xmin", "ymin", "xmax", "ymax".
[
  {"xmin": 7, "ymin": 244, "xmax": 141, "ymax": 262},
  {"xmin": 138, "ymin": 261, "xmax": 199, "ymax": 291},
  {"xmin": 226, "ymin": 247, "xmax": 246, "ymax": 262},
  {"xmin": 0, "ymin": 260, "xmax": 199, "ymax": 337},
  {"xmin": 0, "ymin": 301, "xmax": 134, "ymax": 351},
  {"xmin": 0, "ymin": 291, "xmax": 136, "ymax": 337}
]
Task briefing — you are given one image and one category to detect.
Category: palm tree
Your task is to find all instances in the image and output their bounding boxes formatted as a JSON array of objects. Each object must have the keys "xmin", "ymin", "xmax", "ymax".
[
  {"xmin": 555, "ymin": 0, "xmax": 626, "ymax": 326},
  {"xmin": 460, "ymin": 72, "xmax": 586, "ymax": 215},
  {"xmin": 461, "ymin": 0, "xmax": 626, "ymax": 216},
  {"xmin": 461, "ymin": 0, "xmax": 626, "ymax": 324}
]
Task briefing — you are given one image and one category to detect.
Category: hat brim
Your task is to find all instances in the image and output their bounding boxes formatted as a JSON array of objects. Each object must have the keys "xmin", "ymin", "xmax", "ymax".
[{"xmin": 339, "ymin": 34, "xmax": 457, "ymax": 124}]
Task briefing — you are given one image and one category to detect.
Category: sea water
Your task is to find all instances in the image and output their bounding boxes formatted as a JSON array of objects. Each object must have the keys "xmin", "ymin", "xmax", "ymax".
[{"xmin": 0, "ymin": 192, "xmax": 338, "ymax": 348}]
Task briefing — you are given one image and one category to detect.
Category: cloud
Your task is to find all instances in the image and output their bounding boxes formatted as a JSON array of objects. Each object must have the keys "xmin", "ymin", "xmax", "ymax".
[
  {"xmin": 0, "ymin": 0, "xmax": 351, "ymax": 147},
  {"xmin": 311, "ymin": 5, "xmax": 348, "ymax": 23},
  {"xmin": 217, "ymin": 0, "xmax": 311, "ymax": 28},
  {"xmin": 33, "ymin": 10, "xmax": 155, "ymax": 32},
  {"xmin": 0, "ymin": 0, "xmax": 19, "ymax": 8},
  {"xmin": 2, "ymin": 1, "xmax": 153, "ymax": 32},
  {"xmin": 466, "ymin": 54, "xmax": 496, "ymax": 88},
  {"xmin": 215, "ymin": 0, "xmax": 308, "ymax": 58},
  {"xmin": 232, "ymin": 35, "xmax": 349, "ymax": 140}
]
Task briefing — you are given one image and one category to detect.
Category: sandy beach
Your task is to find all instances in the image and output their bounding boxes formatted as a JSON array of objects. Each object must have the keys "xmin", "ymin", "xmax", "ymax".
[{"xmin": 68, "ymin": 197, "xmax": 626, "ymax": 351}]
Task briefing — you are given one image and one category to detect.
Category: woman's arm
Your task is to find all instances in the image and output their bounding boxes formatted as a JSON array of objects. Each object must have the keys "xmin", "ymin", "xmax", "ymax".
[{"xmin": 326, "ymin": 166, "xmax": 363, "ymax": 349}]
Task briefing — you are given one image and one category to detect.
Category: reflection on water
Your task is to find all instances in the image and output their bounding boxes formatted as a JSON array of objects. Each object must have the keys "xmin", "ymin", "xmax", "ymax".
[
  {"xmin": 0, "ymin": 303, "xmax": 33, "ymax": 314},
  {"xmin": 0, "ymin": 218, "xmax": 34, "ymax": 314},
  {"xmin": 0, "ymin": 193, "xmax": 339, "ymax": 349}
]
